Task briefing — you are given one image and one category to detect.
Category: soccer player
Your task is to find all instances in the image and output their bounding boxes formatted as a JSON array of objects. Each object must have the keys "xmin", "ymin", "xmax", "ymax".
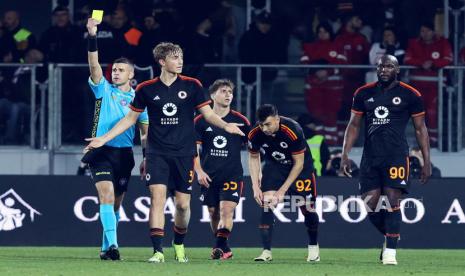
[
  {"xmin": 341, "ymin": 55, "xmax": 431, "ymax": 265},
  {"xmin": 85, "ymin": 42, "xmax": 244, "ymax": 263},
  {"xmin": 83, "ymin": 18, "xmax": 149, "ymax": 260},
  {"xmin": 194, "ymin": 79, "xmax": 250, "ymax": 260},
  {"xmin": 248, "ymin": 104, "xmax": 320, "ymax": 262}
]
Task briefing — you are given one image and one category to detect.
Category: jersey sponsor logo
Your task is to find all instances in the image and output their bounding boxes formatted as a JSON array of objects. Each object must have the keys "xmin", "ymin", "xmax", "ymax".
[
  {"xmin": 0, "ymin": 189, "xmax": 41, "ymax": 231},
  {"xmin": 367, "ymin": 97, "xmax": 374, "ymax": 102},
  {"xmin": 211, "ymin": 136, "xmax": 229, "ymax": 157},
  {"xmin": 272, "ymin": 151, "xmax": 286, "ymax": 161},
  {"xmin": 162, "ymin": 103, "xmax": 177, "ymax": 116},
  {"xmin": 392, "ymin": 97, "xmax": 401, "ymax": 105},
  {"xmin": 280, "ymin": 142, "xmax": 288, "ymax": 148},
  {"xmin": 178, "ymin": 91, "xmax": 187, "ymax": 99},
  {"xmin": 431, "ymin": 51, "xmax": 440, "ymax": 59},
  {"xmin": 206, "ymin": 127, "xmax": 213, "ymax": 132},
  {"xmin": 153, "ymin": 95, "xmax": 160, "ymax": 101},
  {"xmin": 373, "ymin": 106, "xmax": 391, "ymax": 125},
  {"xmin": 213, "ymin": 136, "xmax": 228, "ymax": 149}
]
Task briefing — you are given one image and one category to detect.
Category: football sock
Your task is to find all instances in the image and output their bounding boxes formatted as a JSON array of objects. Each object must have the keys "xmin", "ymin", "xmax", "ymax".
[
  {"xmin": 100, "ymin": 204, "xmax": 117, "ymax": 248},
  {"xmin": 259, "ymin": 210, "xmax": 275, "ymax": 250},
  {"xmin": 385, "ymin": 206, "xmax": 401, "ymax": 249},
  {"xmin": 302, "ymin": 209, "xmax": 319, "ymax": 246},
  {"xmin": 150, "ymin": 228, "xmax": 164, "ymax": 253},
  {"xmin": 173, "ymin": 226, "xmax": 187, "ymax": 245},
  {"xmin": 215, "ymin": 228, "xmax": 231, "ymax": 252},
  {"xmin": 368, "ymin": 209, "xmax": 386, "ymax": 235}
]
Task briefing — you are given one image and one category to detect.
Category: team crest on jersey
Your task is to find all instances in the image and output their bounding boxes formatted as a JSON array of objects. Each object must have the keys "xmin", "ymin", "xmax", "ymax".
[
  {"xmin": 329, "ymin": 51, "xmax": 337, "ymax": 57},
  {"xmin": 392, "ymin": 97, "xmax": 401, "ymax": 105},
  {"xmin": 280, "ymin": 142, "xmax": 288, "ymax": 148},
  {"xmin": 431, "ymin": 51, "xmax": 440, "ymax": 59},
  {"xmin": 178, "ymin": 91, "xmax": 187, "ymax": 99}
]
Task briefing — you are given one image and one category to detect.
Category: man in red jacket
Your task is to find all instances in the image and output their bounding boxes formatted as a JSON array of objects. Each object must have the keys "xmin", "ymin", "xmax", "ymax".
[
  {"xmin": 404, "ymin": 22, "xmax": 452, "ymax": 147},
  {"xmin": 334, "ymin": 13, "xmax": 370, "ymax": 143}
]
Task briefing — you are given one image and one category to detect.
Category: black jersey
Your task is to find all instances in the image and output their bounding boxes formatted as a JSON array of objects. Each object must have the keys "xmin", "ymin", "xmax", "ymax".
[
  {"xmin": 130, "ymin": 75, "xmax": 211, "ymax": 156},
  {"xmin": 195, "ymin": 110, "xmax": 250, "ymax": 180},
  {"xmin": 248, "ymin": 116, "xmax": 314, "ymax": 172},
  {"xmin": 351, "ymin": 81, "xmax": 425, "ymax": 157}
]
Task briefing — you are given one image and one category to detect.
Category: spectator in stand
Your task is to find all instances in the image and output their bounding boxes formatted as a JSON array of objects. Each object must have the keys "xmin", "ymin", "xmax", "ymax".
[
  {"xmin": 2, "ymin": 10, "xmax": 37, "ymax": 63},
  {"xmin": 366, "ymin": 26, "xmax": 404, "ymax": 82},
  {"xmin": 0, "ymin": 20, "xmax": 16, "ymax": 62},
  {"xmin": 109, "ymin": 9, "xmax": 142, "ymax": 62},
  {"xmin": 404, "ymin": 22, "xmax": 452, "ymax": 147},
  {"xmin": 238, "ymin": 11, "xmax": 288, "ymax": 84},
  {"xmin": 370, "ymin": 0, "xmax": 404, "ymax": 44},
  {"xmin": 39, "ymin": 6, "xmax": 81, "ymax": 63},
  {"xmin": 301, "ymin": 22, "xmax": 346, "ymax": 145},
  {"xmin": 334, "ymin": 12, "xmax": 370, "ymax": 143},
  {"xmin": 136, "ymin": 10, "xmax": 179, "ymax": 66}
]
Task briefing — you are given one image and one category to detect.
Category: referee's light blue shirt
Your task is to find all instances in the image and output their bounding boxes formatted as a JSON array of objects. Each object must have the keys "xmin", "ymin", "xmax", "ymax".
[{"xmin": 88, "ymin": 77, "xmax": 148, "ymax": 148}]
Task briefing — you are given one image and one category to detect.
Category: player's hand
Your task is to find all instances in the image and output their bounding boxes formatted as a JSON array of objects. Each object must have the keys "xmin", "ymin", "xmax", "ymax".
[
  {"xmin": 224, "ymin": 123, "xmax": 245, "ymax": 136},
  {"xmin": 139, "ymin": 158, "xmax": 146, "ymax": 180},
  {"xmin": 253, "ymin": 186, "xmax": 264, "ymax": 206},
  {"xmin": 86, "ymin": 18, "xmax": 100, "ymax": 36},
  {"xmin": 420, "ymin": 162, "xmax": 432, "ymax": 184},
  {"xmin": 196, "ymin": 169, "xmax": 212, "ymax": 188},
  {"xmin": 340, "ymin": 154, "xmax": 352, "ymax": 178},
  {"xmin": 270, "ymin": 189, "xmax": 285, "ymax": 207},
  {"xmin": 84, "ymin": 136, "xmax": 106, "ymax": 151}
]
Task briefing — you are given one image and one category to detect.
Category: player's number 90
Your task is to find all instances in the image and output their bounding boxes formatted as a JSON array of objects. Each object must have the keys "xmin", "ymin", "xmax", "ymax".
[
  {"xmin": 295, "ymin": 179, "xmax": 312, "ymax": 192},
  {"xmin": 223, "ymin": 181, "xmax": 238, "ymax": 191},
  {"xmin": 389, "ymin": 167, "xmax": 406, "ymax": 179}
]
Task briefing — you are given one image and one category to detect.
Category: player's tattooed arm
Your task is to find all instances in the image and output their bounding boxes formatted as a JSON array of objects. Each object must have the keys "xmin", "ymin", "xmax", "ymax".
[
  {"xmin": 413, "ymin": 114, "xmax": 432, "ymax": 184},
  {"xmin": 249, "ymin": 152, "xmax": 263, "ymax": 206},
  {"xmin": 340, "ymin": 112, "xmax": 362, "ymax": 177},
  {"xmin": 86, "ymin": 18, "xmax": 103, "ymax": 84}
]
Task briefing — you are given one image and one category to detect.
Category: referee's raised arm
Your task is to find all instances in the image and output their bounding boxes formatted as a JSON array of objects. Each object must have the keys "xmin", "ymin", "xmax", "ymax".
[{"xmin": 86, "ymin": 18, "xmax": 102, "ymax": 84}]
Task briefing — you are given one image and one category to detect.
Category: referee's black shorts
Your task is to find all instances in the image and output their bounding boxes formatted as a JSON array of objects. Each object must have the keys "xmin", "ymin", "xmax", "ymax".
[{"xmin": 83, "ymin": 146, "xmax": 135, "ymax": 194}]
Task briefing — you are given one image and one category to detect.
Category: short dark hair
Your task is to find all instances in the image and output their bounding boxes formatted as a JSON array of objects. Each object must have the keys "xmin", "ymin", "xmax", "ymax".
[
  {"xmin": 153, "ymin": 42, "xmax": 182, "ymax": 65},
  {"xmin": 256, "ymin": 104, "xmax": 278, "ymax": 122},
  {"xmin": 113, "ymin": 57, "xmax": 134, "ymax": 67},
  {"xmin": 208, "ymin": 79, "xmax": 234, "ymax": 95}
]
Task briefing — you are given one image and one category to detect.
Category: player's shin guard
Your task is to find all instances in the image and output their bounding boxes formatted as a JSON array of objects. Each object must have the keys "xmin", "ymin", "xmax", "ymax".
[
  {"xmin": 173, "ymin": 226, "xmax": 187, "ymax": 245},
  {"xmin": 368, "ymin": 209, "xmax": 386, "ymax": 235},
  {"xmin": 385, "ymin": 206, "xmax": 401, "ymax": 249},
  {"xmin": 301, "ymin": 207, "xmax": 319, "ymax": 245},
  {"xmin": 215, "ymin": 228, "xmax": 231, "ymax": 252},
  {"xmin": 150, "ymin": 228, "xmax": 165, "ymax": 253},
  {"xmin": 100, "ymin": 204, "xmax": 117, "ymax": 248},
  {"xmin": 259, "ymin": 210, "xmax": 275, "ymax": 250}
]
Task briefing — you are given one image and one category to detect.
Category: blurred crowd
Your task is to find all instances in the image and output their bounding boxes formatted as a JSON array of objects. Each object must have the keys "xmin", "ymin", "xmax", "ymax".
[{"xmin": 0, "ymin": 0, "xmax": 461, "ymax": 150}]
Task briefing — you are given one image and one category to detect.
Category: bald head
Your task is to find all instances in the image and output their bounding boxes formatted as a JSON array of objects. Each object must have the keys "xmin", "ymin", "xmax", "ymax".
[{"xmin": 376, "ymin": 55, "xmax": 399, "ymax": 85}]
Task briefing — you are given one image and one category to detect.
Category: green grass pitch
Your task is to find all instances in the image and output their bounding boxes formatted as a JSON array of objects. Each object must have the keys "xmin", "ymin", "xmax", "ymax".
[{"xmin": 0, "ymin": 247, "xmax": 463, "ymax": 275}]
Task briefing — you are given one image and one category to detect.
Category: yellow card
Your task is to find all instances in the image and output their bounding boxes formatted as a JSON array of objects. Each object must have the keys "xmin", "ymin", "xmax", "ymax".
[{"xmin": 91, "ymin": 10, "xmax": 104, "ymax": 22}]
